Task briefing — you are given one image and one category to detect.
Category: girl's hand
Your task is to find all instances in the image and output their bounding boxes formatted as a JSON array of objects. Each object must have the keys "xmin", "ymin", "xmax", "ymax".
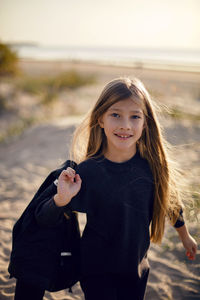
[
  {"xmin": 181, "ymin": 234, "xmax": 197, "ymax": 260},
  {"xmin": 54, "ymin": 167, "xmax": 82, "ymax": 207},
  {"xmin": 175, "ymin": 224, "xmax": 197, "ymax": 260}
]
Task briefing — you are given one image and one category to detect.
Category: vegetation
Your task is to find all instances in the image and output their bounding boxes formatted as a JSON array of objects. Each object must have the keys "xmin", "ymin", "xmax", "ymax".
[
  {"xmin": 17, "ymin": 70, "xmax": 96, "ymax": 104},
  {"xmin": 0, "ymin": 42, "xmax": 18, "ymax": 76},
  {"xmin": 185, "ymin": 187, "xmax": 200, "ymax": 223},
  {"xmin": 0, "ymin": 117, "xmax": 38, "ymax": 143},
  {"xmin": 168, "ymin": 107, "xmax": 200, "ymax": 122},
  {"xmin": 0, "ymin": 94, "xmax": 7, "ymax": 112},
  {"xmin": 0, "ymin": 68, "xmax": 96, "ymax": 142}
]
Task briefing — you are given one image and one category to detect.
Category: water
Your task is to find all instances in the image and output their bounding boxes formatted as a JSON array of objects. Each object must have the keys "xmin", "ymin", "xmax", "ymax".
[{"xmin": 11, "ymin": 44, "xmax": 200, "ymax": 72}]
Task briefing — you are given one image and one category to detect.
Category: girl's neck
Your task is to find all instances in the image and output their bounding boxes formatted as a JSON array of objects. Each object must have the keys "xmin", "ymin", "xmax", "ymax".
[{"xmin": 104, "ymin": 149, "xmax": 137, "ymax": 163}]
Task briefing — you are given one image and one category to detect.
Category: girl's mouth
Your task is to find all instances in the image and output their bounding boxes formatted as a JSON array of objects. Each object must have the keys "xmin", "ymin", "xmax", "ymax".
[{"xmin": 114, "ymin": 134, "xmax": 133, "ymax": 140}]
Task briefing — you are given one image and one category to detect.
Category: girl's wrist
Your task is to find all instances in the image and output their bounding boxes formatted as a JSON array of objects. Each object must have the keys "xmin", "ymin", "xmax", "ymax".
[
  {"xmin": 175, "ymin": 224, "xmax": 190, "ymax": 241},
  {"xmin": 53, "ymin": 194, "xmax": 69, "ymax": 207}
]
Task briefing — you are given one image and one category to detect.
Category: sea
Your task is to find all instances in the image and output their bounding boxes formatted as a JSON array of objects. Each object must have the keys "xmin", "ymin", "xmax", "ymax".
[{"xmin": 11, "ymin": 44, "xmax": 200, "ymax": 73}]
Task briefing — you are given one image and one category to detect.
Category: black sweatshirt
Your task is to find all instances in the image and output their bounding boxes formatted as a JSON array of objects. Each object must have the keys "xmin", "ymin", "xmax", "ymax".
[{"xmin": 35, "ymin": 152, "xmax": 184, "ymax": 280}]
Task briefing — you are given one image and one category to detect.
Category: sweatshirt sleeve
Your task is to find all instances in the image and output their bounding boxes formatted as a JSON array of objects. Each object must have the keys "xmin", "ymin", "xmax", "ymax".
[
  {"xmin": 66, "ymin": 162, "xmax": 92, "ymax": 213},
  {"xmin": 35, "ymin": 196, "xmax": 65, "ymax": 227},
  {"xmin": 66, "ymin": 158, "xmax": 99, "ymax": 214},
  {"xmin": 173, "ymin": 208, "xmax": 185, "ymax": 228},
  {"xmin": 35, "ymin": 160, "xmax": 93, "ymax": 226}
]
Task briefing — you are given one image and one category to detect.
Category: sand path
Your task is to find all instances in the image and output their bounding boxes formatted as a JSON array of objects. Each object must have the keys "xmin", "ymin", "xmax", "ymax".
[{"xmin": 0, "ymin": 116, "xmax": 199, "ymax": 300}]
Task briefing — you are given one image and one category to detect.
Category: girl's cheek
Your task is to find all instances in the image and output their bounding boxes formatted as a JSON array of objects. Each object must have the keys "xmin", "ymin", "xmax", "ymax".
[{"xmin": 110, "ymin": 119, "xmax": 117, "ymax": 126}]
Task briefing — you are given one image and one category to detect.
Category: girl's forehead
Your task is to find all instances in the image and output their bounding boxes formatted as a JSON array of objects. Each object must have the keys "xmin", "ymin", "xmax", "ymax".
[{"xmin": 108, "ymin": 98, "xmax": 143, "ymax": 112}]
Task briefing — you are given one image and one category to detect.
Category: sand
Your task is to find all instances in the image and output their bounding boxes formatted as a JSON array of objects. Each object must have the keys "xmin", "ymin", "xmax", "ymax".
[{"xmin": 0, "ymin": 60, "xmax": 199, "ymax": 299}]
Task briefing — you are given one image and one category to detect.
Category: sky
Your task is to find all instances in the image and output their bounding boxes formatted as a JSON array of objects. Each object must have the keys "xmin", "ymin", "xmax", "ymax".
[{"xmin": 0, "ymin": 0, "xmax": 200, "ymax": 49}]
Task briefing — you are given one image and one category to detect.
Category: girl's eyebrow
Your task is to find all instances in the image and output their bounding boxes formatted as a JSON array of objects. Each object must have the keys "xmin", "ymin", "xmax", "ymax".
[{"xmin": 108, "ymin": 108, "xmax": 143, "ymax": 114}]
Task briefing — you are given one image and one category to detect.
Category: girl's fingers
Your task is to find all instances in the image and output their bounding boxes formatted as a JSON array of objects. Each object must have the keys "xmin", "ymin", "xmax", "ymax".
[
  {"xmin": 191, "ymin": 244, "xmax": 197, "ymax": 254},
  {"xmin": 60, "ymin": 168, "xmax": 82, "ymax": 184},
  {"xmin": 67, "ymin": 168, "xmax": 77, "ymax": 183},
  {"xmin": 60, "ymin": 168, "xmax": 76, "ymax": 183},
  {"xmin": 67, "ymin": 167, "xmax": 75, "ymax": 173},
  {"xmin": 186, "ymin": 249, "xmax": 196, "ymax": 260},
  {"xmin": 75, "ymin": 174, "xmax": 82, "ymax": 183},
  {"xmin": 66, "ymin": 167, "xmax": 75, "ymax": 176}
]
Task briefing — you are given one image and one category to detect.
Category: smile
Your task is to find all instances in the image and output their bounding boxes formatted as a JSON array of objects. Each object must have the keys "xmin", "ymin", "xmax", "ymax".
[{"xmin": 114, "ymin": 134, "xmax": 133, "ymax": 139}]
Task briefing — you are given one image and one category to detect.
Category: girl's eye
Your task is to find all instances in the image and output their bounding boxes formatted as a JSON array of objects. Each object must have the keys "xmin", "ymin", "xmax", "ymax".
[
  {"xmin": 131, "ymin": 115, "xmax": 141, "ymax": 119},
  {"xmin": 111, "ymin": 113, "xmax": 120, "ymax": 118}
]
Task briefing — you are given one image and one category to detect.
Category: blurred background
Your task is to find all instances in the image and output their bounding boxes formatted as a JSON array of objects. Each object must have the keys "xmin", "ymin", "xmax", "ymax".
[
  {"xmin": 0, "ymin": 0, "xmax": 200, "ymax": 140},
  {"xmin": 0, "ymin": 0, "xmax": 200, "ymax": 299}
]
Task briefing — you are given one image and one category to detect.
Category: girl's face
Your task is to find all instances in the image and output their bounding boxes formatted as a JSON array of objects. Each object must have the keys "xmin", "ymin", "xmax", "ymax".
[{"xmin": 99, "ymin": 98, "xmax": 145, "ymax": 162}]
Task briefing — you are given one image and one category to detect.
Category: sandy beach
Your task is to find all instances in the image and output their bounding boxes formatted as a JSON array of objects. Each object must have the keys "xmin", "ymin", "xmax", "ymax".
[{"xmin": 0, "ymin": 60, "xmax": 200, "ymax": 299}]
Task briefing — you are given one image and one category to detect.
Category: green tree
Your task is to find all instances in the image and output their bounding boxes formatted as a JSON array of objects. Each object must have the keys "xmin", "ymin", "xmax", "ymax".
[{"xmin": 0, "ymin": 42, "xmax": 18, "ymax": 76}]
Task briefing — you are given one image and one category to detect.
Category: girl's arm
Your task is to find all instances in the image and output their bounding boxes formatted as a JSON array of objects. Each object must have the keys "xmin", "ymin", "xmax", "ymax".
[
  {"xmin": 175, "ymin": 224, "xmax": 197, "ymax": 260},
  {"xmin": 54, "ymin": 167, "xmax": 82, "ymax": 207},
  {"xmin": 35, "ymin": 167, "xmax": 82, "ymax": 226}
]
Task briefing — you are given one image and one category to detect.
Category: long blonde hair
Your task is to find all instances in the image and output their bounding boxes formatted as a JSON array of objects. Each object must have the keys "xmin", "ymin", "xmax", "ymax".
[{"xmin": 70, "ymin": 77, "xmax": 183, "ymax": 244}]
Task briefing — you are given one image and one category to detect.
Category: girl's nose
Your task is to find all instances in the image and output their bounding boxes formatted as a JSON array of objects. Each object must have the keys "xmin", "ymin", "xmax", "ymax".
[{"xmin": 120, "ymin": 118, "xmax": 131, "ymax": 130}]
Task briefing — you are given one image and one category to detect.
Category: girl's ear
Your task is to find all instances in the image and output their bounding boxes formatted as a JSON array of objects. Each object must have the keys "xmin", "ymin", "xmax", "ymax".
[
  {"xmin": 143, "ymin": 117, "xmax": 146, "ymax": 130},
  {"xmin": 98, "ymin": 117, "xmax": 104, "ymax": 128}
]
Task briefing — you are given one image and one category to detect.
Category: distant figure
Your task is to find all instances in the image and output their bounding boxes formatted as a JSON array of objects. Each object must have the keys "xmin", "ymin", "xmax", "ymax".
[{"xmin": 22, "ymin": 78, "xmax": 198, "ymax": 299}]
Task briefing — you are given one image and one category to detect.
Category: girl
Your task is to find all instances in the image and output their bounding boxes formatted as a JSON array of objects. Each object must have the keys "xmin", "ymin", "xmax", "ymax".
[{"xmin": 35, "ymin": 77, "xmax": 197, "ymax": 300}]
